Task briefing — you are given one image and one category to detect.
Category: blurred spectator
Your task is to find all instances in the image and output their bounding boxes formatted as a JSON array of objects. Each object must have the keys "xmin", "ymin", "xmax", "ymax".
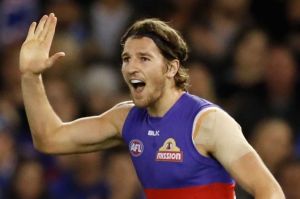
[
  {"xmin": 264, "ymin": 46, "xmax": 300, "ymax": 131},
  {"xmin": 287, "ymin": 30, "xmax": 300, "ymax": 65},
  {"xmin": 0, "ymin": 43, "xmax": 23, "ymax": 107},
  {"xmin": 79, "ymin": 64, "xmax": 123, "ymax": 115},
  {"xmin": 0, "ymin": 96, "xmax": 20, "ymax": 131},
  {"xmin": 286, "ymin": 0, "xmax": 300, "ymax": 65},
  {"xmin": 286, "ymin": 0, "xmax": 300, "ymax": 26},
  {"xmin": 0, "ymin": 0, "xmax": 39, "ymax": 47},
  {"xmin": 277, "ymin": 159, "xmax": 300, "ymax": 199},
  {"xmin": 0, "ymin": 119, "xmax": 18, "ymax": 198},
  {"xmin": 250, "ymin": 118, "xmax": 294, "ymax": 175},
  {"xmin": 46, "ymin": 31, "xmax": 84, "ymax": 87},
  {"xmin": 230, "ymin": 44, "xmax": 300, "ymax": 136},
  {"xmin": 188, "ymin": 61, "xmax": 217, "ymax": 103},
  {"xmin": 50, "ymin": 152, "xmax": 109, "ymax": 199},
  {"xmin": 44, "ymin": 0, "xmax": 88, "ymax": 43},
  {"xmin": 187, "ymin": 0, "xmax": 252, "ymax": 68},
  {"xmin": 89, "ymin": 0, "xmax": 134, "ymax": 61},
  {"xmin": 161, "ymin": 0, "xmax": 202, "ymax": 31},
  {"xmin": 6, "ymin": 159, "xmax": 51, "ymax": 199},
  {"xmin": 219, "ymin": 28, "xmax": 269, "ymax": 116},
  {"xmin": 228, "ymin": 29, "xmax": 268, "ymax": 90},
  {"xmin": 44, "ymin": 77, "xmax": 81, "ymax": 122}
]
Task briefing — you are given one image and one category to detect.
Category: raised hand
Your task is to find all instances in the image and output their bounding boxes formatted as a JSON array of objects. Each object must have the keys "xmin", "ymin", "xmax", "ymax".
[{"xmin": 19, "ymin": 13, "xmax": 65, "ymax": 75}]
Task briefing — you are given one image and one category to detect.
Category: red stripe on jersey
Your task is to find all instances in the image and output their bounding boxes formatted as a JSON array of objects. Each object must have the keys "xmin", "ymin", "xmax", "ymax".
[{"xmin": 145, "ymin": 183, "xmax": 235, "ymax": 199}]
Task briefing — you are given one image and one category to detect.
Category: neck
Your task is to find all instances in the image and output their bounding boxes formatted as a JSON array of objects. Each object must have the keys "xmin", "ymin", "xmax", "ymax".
[{"xmin": 147, "ymin": 88, "xmax": 184, "ymax": 117}]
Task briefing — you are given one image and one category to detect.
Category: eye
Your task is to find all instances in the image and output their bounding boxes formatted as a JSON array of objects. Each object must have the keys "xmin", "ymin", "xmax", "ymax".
[
  {"xmin": 122, "ymin": 56, "xmax": 130, "ymax": 63},
  {"xmin": 141, "ymin": 56, "xmax": 150, "ymax": 62}
]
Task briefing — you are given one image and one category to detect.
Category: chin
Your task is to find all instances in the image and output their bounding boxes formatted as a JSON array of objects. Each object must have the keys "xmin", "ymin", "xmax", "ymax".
[
  {"xmin": 132, "ymin": 98, "xmax": 149, "ymax": 108},
  {"xmin": 130, "ymin": 88, "xmax": 161, "ymax": 108}
]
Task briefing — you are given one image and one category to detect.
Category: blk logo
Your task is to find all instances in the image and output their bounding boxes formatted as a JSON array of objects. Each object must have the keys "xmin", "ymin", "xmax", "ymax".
[
  {"xmin": 129, "ymin": 139, "xmax": 144, "ymax": 157},
  {"xmin": 148, "ymin": 130, "xmax": 160, "ymax": 136}
]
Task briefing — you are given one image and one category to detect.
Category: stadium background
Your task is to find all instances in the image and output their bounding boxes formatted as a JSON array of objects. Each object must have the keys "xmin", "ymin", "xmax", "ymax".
[{"xmin": 0, "ymin": 0, "xmax": 299, "ymax": 198}]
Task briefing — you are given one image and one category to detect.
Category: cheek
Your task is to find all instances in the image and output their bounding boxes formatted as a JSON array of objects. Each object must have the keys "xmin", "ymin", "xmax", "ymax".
[
  {"xmin": 149, "ymin": 69, "xmax": 165, "ymax": 85},
  {"xmin": 152, "ymin": 62, "xmax": 167, "ymax": 77},
  {"xmin": 121, "ymin": 65, "xmax": 125, "ymax": 74},
  {"xmin": 121, "ymin": 68, "xmax": 127, "ymax": 80}
]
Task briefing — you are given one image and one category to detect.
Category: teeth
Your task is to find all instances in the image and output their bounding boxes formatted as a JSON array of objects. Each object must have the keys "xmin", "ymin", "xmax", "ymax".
[{"xmin": 130, "ymin": 79, "xmax": 143, "ymax": 84}]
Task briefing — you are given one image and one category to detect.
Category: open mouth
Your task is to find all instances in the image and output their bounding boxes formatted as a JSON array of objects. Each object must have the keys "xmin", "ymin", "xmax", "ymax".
[{"xmin": 130, "ymin": 79, "xmax": 146, "ymax": 91}]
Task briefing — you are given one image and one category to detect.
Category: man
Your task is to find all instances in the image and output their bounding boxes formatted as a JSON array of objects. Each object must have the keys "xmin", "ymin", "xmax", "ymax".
[{"xmin": 20, "ymin": 13, "xmax": 285, "ymax": 199}]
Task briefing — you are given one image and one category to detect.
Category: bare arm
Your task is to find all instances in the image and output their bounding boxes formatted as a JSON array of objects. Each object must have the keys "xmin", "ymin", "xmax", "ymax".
[
  {"xmin": 20, "ymin": 14, "xmax": 130, "ymax": 154},
  {"xmin": 193, "ymin": 108, "xmax": 285, "ymax": 199},
  {"xmin": 230, "ymin": 151, "xmax": 283, "ymax": 198}
]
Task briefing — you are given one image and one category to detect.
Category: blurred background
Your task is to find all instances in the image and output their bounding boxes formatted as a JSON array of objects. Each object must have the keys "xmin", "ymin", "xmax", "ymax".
[{"xmin": 0, "ymin": 0, "xmax": 299, "ymax": 198}]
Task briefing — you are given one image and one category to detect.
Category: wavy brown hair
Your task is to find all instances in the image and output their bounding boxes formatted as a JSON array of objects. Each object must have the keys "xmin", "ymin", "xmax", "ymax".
[{"xmin": 121, "ymin": 18, "xmax": 189, "ymax": 91}]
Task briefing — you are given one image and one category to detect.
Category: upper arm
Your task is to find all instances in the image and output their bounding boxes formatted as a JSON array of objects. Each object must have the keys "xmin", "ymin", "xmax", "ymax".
[
  {"xmin": 230, "ymin": 151, "xmax": 284, "ymax": 198},
  {"xmin": 192, "ymin": 107, "xmax": 252, "ymax": 163},
  {"xmin": 40, "ymin": 101, "xmax": 134, "ymax": 154},
  {"xmin": 193, "ymin": 108, "xmax": 284, "ymax": 198}
]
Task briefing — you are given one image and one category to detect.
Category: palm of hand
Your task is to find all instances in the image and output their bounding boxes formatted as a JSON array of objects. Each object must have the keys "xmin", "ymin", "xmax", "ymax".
[{"xmin": 19, "ymin": 13, "xmax": 65, "ymax": 75}]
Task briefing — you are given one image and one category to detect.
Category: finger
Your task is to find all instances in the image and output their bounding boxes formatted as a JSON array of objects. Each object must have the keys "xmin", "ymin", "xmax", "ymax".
[
  {"xmin": 39, "ymin": 13, "xmax": 55, "ymax": 40},
  {"xmin": 25, "ymin": 22, "xmax": 37, "ymax": 42},
  {"xmin": 44, "ymin": 16, "xmax": 58, "ymax": 48},
  {"xmin": 34, "ymin": 15, "xmax": 48, "ymax": 38},
  {"xmin": 46, "ymin": 52, "xmax": 66, "ymax": 68}
]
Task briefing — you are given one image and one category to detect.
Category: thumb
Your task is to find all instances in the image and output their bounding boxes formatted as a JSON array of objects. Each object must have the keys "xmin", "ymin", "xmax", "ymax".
[{"xmin": 46, "ymin": 52, "xmax": 66, "ymax": 68}]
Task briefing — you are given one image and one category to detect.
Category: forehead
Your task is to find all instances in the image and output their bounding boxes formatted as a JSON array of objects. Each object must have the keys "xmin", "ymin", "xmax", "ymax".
[{"xmin": 122, "ymin": 37, "xmax": 162, "ymax": 56}]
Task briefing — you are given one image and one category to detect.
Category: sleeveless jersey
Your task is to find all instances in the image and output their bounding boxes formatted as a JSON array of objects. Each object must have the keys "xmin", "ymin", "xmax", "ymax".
[{"xmin": 122, "ymin": 93, "xmax": 235, "ymax": 199}]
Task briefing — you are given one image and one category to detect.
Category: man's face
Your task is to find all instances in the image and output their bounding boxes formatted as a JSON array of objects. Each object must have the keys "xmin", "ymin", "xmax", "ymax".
[{"xmin": 121, "ymin": 37, "xmax": 167, "ymax": 107}]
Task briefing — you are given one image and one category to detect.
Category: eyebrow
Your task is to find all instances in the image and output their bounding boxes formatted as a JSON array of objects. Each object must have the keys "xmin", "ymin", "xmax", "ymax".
[
  {"xmin": 121, "ymin": 52, "xmax": 129, "ymax": 58},
  {"xmin": 121, "ymin": 51, "xmax": 154, "ymax": 58},
  {"xmin": 138, "ymin": 52, "xmax": 154, "ymax": 58}
]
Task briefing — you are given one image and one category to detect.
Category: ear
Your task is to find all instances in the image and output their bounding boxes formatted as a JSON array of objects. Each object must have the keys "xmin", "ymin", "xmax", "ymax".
[{"xmin": 166, "ymin": 59, "xmax": 180, "ymax": 78}]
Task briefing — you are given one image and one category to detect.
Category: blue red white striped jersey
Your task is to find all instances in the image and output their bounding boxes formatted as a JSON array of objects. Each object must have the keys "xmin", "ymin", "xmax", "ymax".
[{"xmin": 122, "ymin": 92, "xmax": 235, "ymax": 199}]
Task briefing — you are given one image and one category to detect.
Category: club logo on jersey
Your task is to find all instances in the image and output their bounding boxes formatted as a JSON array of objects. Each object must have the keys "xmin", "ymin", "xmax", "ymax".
[
  {"xmin": 129, "ymin": 139, "xmax": 144, "ymax": 157},
  {"xmin": 156, "ymin": 138, "xmax": 183, "ymax": 162}
]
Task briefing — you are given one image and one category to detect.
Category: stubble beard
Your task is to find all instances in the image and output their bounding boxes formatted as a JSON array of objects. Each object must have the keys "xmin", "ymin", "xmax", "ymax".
[{"xmin": 131, "ymin": 80, "xmax": 165, "ymax": 108}]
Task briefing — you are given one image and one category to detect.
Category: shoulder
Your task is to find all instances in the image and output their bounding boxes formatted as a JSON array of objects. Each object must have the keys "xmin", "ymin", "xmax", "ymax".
[
  {"xmin": 109, "ymin": 100, "xmax": 135, "ymax": 119},
  {"xmin": 113, "ymin": 100, "xmax": 135, "ymax": 110},
  {"xmin": 194, "ymin": 106, "xmax": 239, "ymax": 130},
  {"xmin": 212, "ymin": 108, "xmax": 242, "ymax": 133},
  {"xmin": 185, "ymin": 93, "xmax": 215, "ymax": 107},
  {"xmin": 104, "ymin": 101, "xmax": 135, "ymax": 133},
  {"xmin": 193, "ymin": 107, "xmax": 252, "ymax": 163},
  {"xmin": 192, "ymin": 107, "xmax": 241, "ymax": 148}
]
